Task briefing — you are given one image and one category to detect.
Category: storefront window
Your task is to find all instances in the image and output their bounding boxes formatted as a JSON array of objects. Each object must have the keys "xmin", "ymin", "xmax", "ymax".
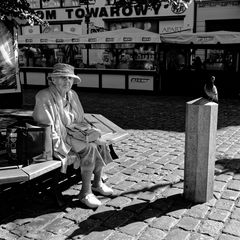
[
  {"xmin": 19, "ymin": 44, "xmax": 83, "ymax": 68},
  {"xmin": 204, "ymin": 49, "xmax": 235, "ymax": 71},
  {"xmin": 86, "ymin": 44, "xmax": 157, "ymax": 70},
  {"xmin": 166, "ymin": 49, "xmax": 187, "ymax": 71}
]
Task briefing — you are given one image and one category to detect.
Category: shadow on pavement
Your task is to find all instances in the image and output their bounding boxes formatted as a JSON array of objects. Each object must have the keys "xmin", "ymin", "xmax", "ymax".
[{"xmin": 67, "ymin": 193, "xmax": 193, "ymax": 239}]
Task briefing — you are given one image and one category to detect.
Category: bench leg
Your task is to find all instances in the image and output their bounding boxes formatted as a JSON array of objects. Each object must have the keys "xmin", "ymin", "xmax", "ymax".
[{"xmin": 52, "ymin": 171, "xmax": 66, "ymax": 207}]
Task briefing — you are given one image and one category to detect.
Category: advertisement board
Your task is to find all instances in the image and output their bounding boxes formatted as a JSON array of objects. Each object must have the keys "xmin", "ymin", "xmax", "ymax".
[
  {"xmin": 0, "ymin": 21, "xmax": 21, "ymax": 94},
  {"xmin": 128, "ymin": 75, "xmax": 154, "ymax": 90}
]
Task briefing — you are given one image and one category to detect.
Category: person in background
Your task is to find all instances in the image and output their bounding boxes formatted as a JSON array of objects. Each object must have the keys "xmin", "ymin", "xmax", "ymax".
[
  {"xmin": 32, "ymin": 63, "xmax": 114, "ymax": 209},
  {"xmin": 203, "ymin": 75, "xmax": 218, "ymax": 103}
]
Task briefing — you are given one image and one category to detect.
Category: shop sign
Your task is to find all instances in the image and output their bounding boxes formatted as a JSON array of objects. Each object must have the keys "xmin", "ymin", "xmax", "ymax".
[
  {"xmin": 142, "ymin": 37, "xmax": 151, "ymax": 42},
  {"xmin": 88, "ymin": 38, "xmax": 97, "ymax": 42},
  {"xmin": 159, "ymin": 20, "xmax": 184, "ymax": 34},
  {"xmin": 105, "ymin": 37, "xmax": 114, "ymax": 42},
  {"xmin": 123, "ymin": 37, "xmax": 132, "ymax": 42},
  {"xmin": 196, "ymin": 36, "xmax": 214, "ymax": 43},
  {"xmin": 128, "ymin": 75, "xmax": 154, "ymax": 91},
  {"xmin": 36, "ymin": 4, "xmax": 186, "ymax": 22}
]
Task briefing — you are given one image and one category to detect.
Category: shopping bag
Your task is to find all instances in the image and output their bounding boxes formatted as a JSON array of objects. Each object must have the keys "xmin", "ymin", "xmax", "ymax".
[{"xmin": 6, "ymin": 121, "xmax": 53, "ymax": 166}]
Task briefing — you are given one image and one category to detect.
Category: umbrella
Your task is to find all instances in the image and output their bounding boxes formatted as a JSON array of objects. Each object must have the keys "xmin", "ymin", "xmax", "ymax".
[
  {"xmin": 160, "ymin": 31, "xmax": 240, "ymax": 45},
  {"xmin": 18, "ymin": 31, "xmax": 82, "ymax": 44},
  {"xmin": 80, "ymin": 27, "xmax": 161, "ymax": 44},
  {"xmin": 18, "ymin": 28, "xmax": 161, "ymax": 45}
]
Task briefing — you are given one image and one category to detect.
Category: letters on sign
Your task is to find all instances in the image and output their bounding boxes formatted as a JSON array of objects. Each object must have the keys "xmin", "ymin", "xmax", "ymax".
[{"xmin": 131, "ymin": 77, "xmax": 149, "ymax": 83}]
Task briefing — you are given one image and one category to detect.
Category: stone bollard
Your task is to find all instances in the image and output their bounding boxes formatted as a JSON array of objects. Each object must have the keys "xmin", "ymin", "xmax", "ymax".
[{"xmin": 184, "ymin": 97, "xmax": 218, "ymax": 203}]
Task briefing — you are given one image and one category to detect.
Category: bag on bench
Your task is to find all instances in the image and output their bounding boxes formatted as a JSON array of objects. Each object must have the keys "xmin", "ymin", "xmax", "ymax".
[{"xmin": 6, "ymin": 121, "xmax": 53, "ymax": 167}]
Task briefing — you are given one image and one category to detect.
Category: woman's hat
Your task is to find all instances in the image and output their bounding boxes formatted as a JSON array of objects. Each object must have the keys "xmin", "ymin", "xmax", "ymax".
[{"xmin": 48, "ymin": 63, "xmax": 81, "ymax": 84}]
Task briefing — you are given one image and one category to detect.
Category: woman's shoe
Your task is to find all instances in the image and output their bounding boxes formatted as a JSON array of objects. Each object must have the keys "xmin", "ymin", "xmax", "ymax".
[
  {"xmin": 92, "ymin": 183, "xmax": 113, "ymax": 196},
  {"xmin": 79, "ymin": 193, "xmax": 102, "ymax": 208}
]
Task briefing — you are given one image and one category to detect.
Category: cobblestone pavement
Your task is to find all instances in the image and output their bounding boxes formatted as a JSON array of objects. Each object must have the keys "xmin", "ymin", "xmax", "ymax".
[{"xmin": 1, "ymin": 90, "xmax": 240, "ymax": 240}]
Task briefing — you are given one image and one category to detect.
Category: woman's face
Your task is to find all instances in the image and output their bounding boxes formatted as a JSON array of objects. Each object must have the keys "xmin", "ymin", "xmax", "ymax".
[{"xmin": 52, "ymin": 76, "xmax": 74, "ymax": 96}]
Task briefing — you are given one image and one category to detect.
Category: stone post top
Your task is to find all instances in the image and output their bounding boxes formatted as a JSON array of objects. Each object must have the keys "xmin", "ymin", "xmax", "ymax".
[{"xmin": 187, "ymin": 97, "xmax": 218, "ymax": 106}]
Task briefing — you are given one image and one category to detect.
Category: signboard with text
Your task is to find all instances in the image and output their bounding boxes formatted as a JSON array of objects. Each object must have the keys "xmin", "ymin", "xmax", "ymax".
[{"xmin": 128, "ymin": 75, "xmax": 154, "ymax": 91}]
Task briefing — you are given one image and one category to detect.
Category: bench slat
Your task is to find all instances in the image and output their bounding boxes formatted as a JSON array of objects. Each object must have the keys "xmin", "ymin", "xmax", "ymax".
[
  {"xmin": 91, "ymin": 114, "xmax": 125, "ymax": 133},
  {"xmin": 101, "ymin": 132, "xmax": 129, "ymax": 144},
  {"xmin": 21, "ymin": 160, "xmax": 61, "ymax": 180},
  {"xmin": 0, "ymin": 169, "xmax": 29, "ymax": 185},
  {"xmin": 84, "ymin": 114, "xmax": 112, "ymax": 134}
]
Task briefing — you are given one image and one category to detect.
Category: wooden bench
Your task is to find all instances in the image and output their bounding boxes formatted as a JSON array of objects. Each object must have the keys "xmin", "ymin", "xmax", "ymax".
[{"xmin": 0, "ymin": 109, "xmax": 129, "ymax": 204}]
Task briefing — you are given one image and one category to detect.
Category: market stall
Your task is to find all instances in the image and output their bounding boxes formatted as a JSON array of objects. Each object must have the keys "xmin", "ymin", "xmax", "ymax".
[
  {"xmin": 159, "ymin": 31, "xmax": 240, "ymax": 97},
  {"xmin": 18, "ymin": 27, "xmax": 161, "ymax": 92}
]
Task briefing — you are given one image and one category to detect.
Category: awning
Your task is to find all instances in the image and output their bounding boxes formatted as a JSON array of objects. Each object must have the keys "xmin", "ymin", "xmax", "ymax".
[
  {"xmin": 80, "ymin": 27, "xmax": 161, "ymax": 44},
  {"xmin": 18, "ymin": 31, "xmax": 82, "ymax": 44},
  {"xmin": 160, "ymin": 31, "xmax": 240, "ymax": 45},
  {"xmin": 18, "ymin": 28, "xmax": 161, "ymax": 44}
]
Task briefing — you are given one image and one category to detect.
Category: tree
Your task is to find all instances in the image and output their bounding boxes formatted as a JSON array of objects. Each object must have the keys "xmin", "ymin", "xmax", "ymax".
[
  {"xmin": 0, "ymin": 0, "xmax": 47, "ymax": 27},
  {"xmin": 109, "ymin": 0, "xmax": 194, "ymax": 12}
]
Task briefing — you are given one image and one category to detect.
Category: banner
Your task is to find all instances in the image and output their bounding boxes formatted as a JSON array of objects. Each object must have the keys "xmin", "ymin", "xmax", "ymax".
[{"xmin": 0, "ymin": 21, "xmax": 21, "ymax": 94}]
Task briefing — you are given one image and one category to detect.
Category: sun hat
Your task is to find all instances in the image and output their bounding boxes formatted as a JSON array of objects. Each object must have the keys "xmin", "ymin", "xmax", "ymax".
[{"xmin": 48, "ymin": 63, "xmax": 81, "ymax": 84}]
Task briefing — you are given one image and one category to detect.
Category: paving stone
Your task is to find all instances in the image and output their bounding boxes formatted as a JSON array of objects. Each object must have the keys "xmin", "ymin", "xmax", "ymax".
[
  {"xmin": 215, "ymin": 174, "xmax": 233, "ymax": 182},
  {"xmin": 164, "ymin": 228, "xmax": 190, "ymax": 240},
  {"xmin": 113, "ymin": 180, "xmax": 136, "ymax": 191},
  {"xmin": 138, "ymin": 227, "xmax": 166, "ymax": 240},
  {"xmin": 0, "ymin": 227, "xmax": 20, "ymax": 240},
  {"xmin": 102, "ymin": 210, "xmax": 134, "ymax": 229},
  {"xmin": 215, "ymin": 199, "xmax": 235, "ymax": 211},
  {"xmin": 123, "ymin": 198, "xmax": 149, "ymax": 214},
  {"xmin": 227, "ymin": 180, "xmax": 240, "ymax": 191},
  {"xmin": 121, "ymin": 168, "xmax": 137, "ymax": 176},
  {"xmin": 81, "ymin": 227, "xmax": 113, "ymax": 240},
  {"xmin": 190, "ymin": 233, "xmax": 214, "ymax": 240},
  {"xmin": 107, "ymin": 173, "xmax": 128, "ymax": 185},
  {"xmin": 44, "ymin": 217, "xmax": 74, "ymax": 235},
  {"xmin": 136, "ymin": 207, "xmax": 162, "ymax": 223},
  {"xmin": 161, "ymin": 187, "xmax": 183, "ymax": 198},
  {"xmin": 208, "ymin": 208, "xmax": 231, "ymax": 222},
  {"xmin": 221, "ymin": 189, "xmax": 240, "ymax": 201},
  {"xmin": 150, "ymin": 216, "xmax": 179, "ymax": 231},
  {"xmin": 69, "ymin": 219, "xmax": 102, "ymax": 238},
  {"xmin": 223, "ymin": 219, "xmax": 240, "ymax": 237},
  {"xmin": 64, "ymin": 208, "xmax": 94, "ymax": 223},
  {"xmin": 118, "ymin": 221, "xmax": 148, "ymax": 236},
  {"xmin": 219, "ymin": 233, "xmax": 240, "ymax": 240},
  {"xmin": 106, "ymin": 196, "xmax": 132, "ymax": 209},
  {"xmin": 186, "ymin": 204, "xmax": 210, "ymax": 219},
  {"xmin": 89, "ymin": 205, "xmax": 116, "ymax": 221},
  {"xmin": 214, "ymin": 181, "xmax": 227, "ymax": 192},
  {"xmin": 167, "ymin": 208, "xmax": 187, "ymax": 219},
  {"xmin": 231, "ymin": 207, "xmax": 240, "ymax": 221},
  {"xmin": 137, "ymin": 190, "xmax": 157, "ymax": 201},
  {"xmin": 199, "ymin": 220, "xmax": 224, "ymax": 237},
  {"xmin": 24, "ymin": 230, "xmax": 57, "ymax": 240},
  {"xmin": 107, "ymin": 231, "xmax": 135, "ymax": 240},
  {"xmin": 176, "ymin": 216, "xmax": 201, "ymax": 231}
]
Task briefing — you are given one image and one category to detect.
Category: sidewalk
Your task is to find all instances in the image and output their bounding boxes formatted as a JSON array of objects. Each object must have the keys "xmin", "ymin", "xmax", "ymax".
[{"xmin": 1, "ymin": 90, "xmax": 240, "ymax": 240}]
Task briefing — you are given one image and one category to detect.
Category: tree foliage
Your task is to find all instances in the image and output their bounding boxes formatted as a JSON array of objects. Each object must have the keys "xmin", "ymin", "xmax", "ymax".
[
  {"xmin": 111, "ymin": 0, "xmax": 193, "ymax": 11},
  {"xmin": 0, "ymin": 0, "xmax": 47, "ymax": 26}
]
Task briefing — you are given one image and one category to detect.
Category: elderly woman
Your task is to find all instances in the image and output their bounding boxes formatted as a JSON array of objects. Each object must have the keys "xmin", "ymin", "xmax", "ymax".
[{"xmin": 33, "ymin": 63, "xmax": 113, "ymax": 208}]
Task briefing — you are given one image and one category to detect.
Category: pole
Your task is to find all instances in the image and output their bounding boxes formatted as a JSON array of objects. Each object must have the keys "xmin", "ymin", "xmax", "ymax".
[{"xmin": 86, "ymin": 0, "xmax": 90, "ymax": 67}]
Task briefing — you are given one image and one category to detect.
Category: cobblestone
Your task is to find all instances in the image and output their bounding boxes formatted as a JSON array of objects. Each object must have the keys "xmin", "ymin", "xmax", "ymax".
[{"xmin": 2, "ymin": 92, "xmax": 240, "ymax": 239}]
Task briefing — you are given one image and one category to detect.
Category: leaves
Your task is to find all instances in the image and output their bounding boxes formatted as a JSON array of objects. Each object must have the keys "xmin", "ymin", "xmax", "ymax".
[
  {"xmin": 0, "ymin": 0, "xmax": 47, "ymax": 26},
  {"xmin": 112, "ymin": 0, "xmax": 193, "ymax": 10}
]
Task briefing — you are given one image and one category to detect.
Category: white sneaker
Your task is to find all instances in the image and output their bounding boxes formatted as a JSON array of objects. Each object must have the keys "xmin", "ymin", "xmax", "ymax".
[
  {"xmin": 92, "ymin": 183, "xmax": 113, "ymax": 196},
  {"xmin": 79, "ymin": 193, "xmax": 102, "ymax": 208}
]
